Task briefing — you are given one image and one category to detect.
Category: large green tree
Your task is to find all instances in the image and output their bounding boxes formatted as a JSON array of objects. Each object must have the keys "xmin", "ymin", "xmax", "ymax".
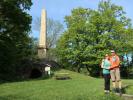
[
  {"xmin": 0, "ymin": 0, "xmax": 32, "ymax": 80},
  {"xmin": 56, "ymin": 0, "xmax": 133, "ymax": 76}
]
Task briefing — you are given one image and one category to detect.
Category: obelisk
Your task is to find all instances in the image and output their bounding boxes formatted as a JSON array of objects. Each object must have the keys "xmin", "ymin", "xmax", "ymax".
[{"xmin": 38, "ymin": 9, "xmax": 47, "ymax": 58}]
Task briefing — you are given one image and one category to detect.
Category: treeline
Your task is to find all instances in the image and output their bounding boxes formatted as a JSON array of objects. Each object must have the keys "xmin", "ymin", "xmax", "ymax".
[
  {"xmin": 56, "ymin": 0, "xmax": 133, "ymax": 77},
  {"xmin": 0, "ymin": 0, "xmax": 34, "ymax": 80}
]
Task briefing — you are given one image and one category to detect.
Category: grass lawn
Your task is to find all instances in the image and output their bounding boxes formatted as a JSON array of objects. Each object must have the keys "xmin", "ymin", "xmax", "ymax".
[
  {"xmin": 0, "ymin": 69, "xmax": 132, "ymax": 100},
  {"xmin": 123, "ymin": 79, "xmax": 133, "ymax": 95}
]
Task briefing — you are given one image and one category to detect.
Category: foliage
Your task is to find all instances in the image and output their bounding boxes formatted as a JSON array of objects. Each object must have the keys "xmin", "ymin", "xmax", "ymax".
[
  {"xmin": 56, "ymin": 0, "xmax": 133, "ymax": 76},
  {"xmin": 0, "ymin": 0, "xmax": 32, "ymax": 80}
]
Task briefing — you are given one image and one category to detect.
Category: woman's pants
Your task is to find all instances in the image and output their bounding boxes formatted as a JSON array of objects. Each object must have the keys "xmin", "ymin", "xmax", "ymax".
[{"xmin": 103, "ymin": 74, "xmax": 110, "ymax": 91}]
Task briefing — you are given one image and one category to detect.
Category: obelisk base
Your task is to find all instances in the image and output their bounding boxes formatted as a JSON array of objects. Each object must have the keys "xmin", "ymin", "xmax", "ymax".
[{"xmin": 38, "ymin": 47, "xmax": 46, "ymax": 59}]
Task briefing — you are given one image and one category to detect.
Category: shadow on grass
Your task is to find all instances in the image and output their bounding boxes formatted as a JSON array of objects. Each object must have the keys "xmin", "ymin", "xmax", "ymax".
[
  {"xmin": 0, "ymin": 95, "xmax": 30, "ymax": 100},
  {"xmin": 121, "ymin": 76, "xmax": 133, "ymax": 79},
  {"xmin": 123, "ymin": 84, "xmax": 133, "ymax": 94},
  {"xmin": 0, "ymin": 69, "xmax": 60, "ymax": 85}
]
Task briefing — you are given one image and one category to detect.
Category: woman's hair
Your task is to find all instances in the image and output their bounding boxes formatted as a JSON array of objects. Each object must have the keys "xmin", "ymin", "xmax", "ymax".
[
  {"xmin": 105, "ymin": 54, "xmax": 108, "ymax": 57},
  {"xmin": 105, "ymin": 54, "xmax": 110, "ymax": 60}
]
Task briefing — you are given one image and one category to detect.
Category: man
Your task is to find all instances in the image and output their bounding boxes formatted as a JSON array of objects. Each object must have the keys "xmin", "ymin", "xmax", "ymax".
[{"xmin": 110, "ymin": 50, "xmax": 122, "ymax": 94}]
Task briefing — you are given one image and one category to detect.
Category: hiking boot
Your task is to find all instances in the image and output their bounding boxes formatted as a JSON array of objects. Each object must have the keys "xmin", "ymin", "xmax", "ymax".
[
  {"xmin": 118, "ymin": 88, "xmax": 122, "ymax": 96},
  {"xmin": 116, "ymin": 88, "xmax": 119, "ymax": 93},
  {"xmin": 104, "ymin": 90, "xmax": 110, "ymax": 94},
  {"xmin": 112, "ymin": 88, "xmax": 117, "ymax": 93}
]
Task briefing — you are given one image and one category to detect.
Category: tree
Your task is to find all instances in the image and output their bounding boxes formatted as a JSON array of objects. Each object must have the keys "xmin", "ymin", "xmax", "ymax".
[
  {"xmin": 0, "ymin": 0, "xmax": 32, "ymax": 80},
  {"xmin": 56, "ymin": 0, "xmax": 133, "ymax": 76}
]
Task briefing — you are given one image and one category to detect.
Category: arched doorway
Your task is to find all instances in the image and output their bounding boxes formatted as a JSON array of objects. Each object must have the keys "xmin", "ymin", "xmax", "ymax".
[{"xmin": 30, "ymin": 68, "xmax": 42, "ymax": 78}]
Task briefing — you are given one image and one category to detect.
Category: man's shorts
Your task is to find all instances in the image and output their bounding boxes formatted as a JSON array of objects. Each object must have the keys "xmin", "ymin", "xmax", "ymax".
[{"xmin": 110, "ymin": 68, "xmax": 121, "ymax": 82}]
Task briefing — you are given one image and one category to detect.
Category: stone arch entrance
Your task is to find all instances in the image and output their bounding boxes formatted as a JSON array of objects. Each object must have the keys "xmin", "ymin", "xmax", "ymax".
[{"xmin": 30, "ymin": 68, "xmax": 42, "ymax": 78}]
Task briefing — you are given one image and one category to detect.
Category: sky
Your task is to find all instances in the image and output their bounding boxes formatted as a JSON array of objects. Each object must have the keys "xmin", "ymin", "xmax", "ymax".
[{"xmin": 29, "ymin": 0, "xmax": 133, "ymax": 38}]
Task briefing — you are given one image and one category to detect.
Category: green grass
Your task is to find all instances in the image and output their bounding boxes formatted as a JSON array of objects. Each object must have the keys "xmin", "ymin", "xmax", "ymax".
[
  {"xmin": 122, "ymin": 79, "xmax": 133, "ymax": 95},
  {"xmin": 0, "ymin": 69, "xmax": 132, "ymax": 100}
]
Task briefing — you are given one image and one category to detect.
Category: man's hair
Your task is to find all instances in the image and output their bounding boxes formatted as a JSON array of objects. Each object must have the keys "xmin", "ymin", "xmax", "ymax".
[{"xmin": 111, "ymin": 50, "xmax": 115, "ymax": 53}]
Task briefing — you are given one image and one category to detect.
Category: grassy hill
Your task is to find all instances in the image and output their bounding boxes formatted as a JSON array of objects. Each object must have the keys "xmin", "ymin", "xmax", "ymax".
[{"xmin": 0, "ymin": 69, "xmax": 132, "ymax": 100}]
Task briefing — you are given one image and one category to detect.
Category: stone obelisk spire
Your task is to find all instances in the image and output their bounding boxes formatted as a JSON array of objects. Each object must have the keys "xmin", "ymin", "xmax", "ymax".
[{"xmin": 38, "ymin": 9, "xmax": 47, "ymax": 58}]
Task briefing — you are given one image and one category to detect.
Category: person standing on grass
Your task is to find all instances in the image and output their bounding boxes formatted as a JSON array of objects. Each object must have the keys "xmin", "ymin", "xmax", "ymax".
[
  {"xmin": 101, "ymin": 54, "xmax": 111, "ymax": 94},
  {"xmin": 110, "ymin": 50, "xmax": 122, "ymax": 94}
]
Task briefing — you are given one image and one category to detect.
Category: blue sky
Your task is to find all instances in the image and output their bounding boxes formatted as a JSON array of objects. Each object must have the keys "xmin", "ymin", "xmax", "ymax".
[{"xmin": 29, "ymin": 0, "xmax": 133, "ymax": 38}]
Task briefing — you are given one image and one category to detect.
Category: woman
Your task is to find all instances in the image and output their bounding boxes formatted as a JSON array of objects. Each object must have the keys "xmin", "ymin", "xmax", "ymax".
[{"xmin": 101, "ymin": 54, "xmax": 111, "ymax": 94}]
